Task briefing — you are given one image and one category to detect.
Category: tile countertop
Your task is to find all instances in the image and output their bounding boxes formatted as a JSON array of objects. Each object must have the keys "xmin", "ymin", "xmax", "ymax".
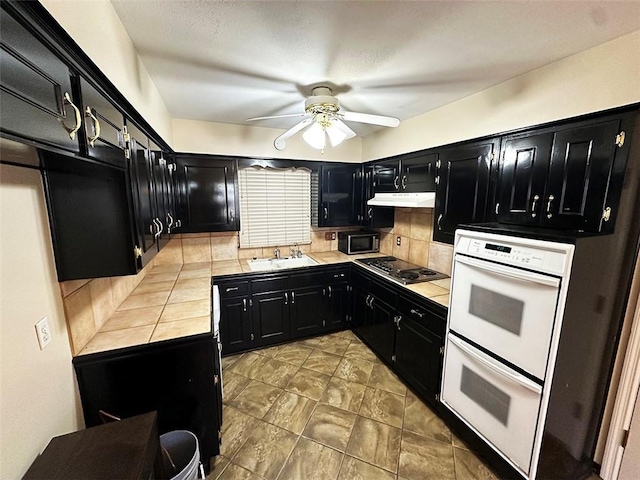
[{"xmin": 78, "ymin": 252, "xmax": 449, "ymax": 357}]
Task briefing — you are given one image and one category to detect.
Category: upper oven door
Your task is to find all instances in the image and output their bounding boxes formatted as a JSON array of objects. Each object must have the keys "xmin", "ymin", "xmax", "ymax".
[{"xmin": 449, "ymin": 254, "xmax": 561, "ymax": 380}]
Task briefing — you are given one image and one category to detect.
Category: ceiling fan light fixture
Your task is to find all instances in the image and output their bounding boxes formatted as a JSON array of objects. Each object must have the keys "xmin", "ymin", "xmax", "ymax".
[
  {"xmin": 326, "ymin": 122, "xmax": 347, "ymax": 147},
  {"xmin": 302, "ymin": 121, "xmax": 326, "ymax": 150}
]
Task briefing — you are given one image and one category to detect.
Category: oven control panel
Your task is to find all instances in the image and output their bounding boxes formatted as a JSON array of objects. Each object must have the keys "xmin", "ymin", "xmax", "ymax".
[
  {"xmin": 467, "ymin": 239, "xmax": 544, "ymax": 267},
  {"xmin": 455, "ymin": 231, "xmax": 573, "ymax": 276}
]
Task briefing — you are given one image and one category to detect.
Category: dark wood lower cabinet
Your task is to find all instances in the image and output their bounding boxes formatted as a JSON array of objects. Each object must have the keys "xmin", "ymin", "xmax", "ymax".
[
  {"xmin": 290, "ymin": 285, "xmax": 325, "ymax": 337},
  {"xmin": 252, "ymin": 291, "xmax": 291, "ymax": 347},
  {"xmin": 394, "ymin": 316, "xmax": 443, "ymax": 407},
  {"xmin": 73, "ymin": 335, "xmax": 222, "ymax": 468},
  {"xmin": 219, "ymin": 296, "xmax": 252, "ymax": 354}
]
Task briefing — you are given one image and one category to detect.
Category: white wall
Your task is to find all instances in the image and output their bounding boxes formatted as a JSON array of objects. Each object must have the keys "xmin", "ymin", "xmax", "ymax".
[
  {"xmin": 0, "ymin": 165, "xmax": 82, "ymax": 479},
  {"xmin": 172, "ymin": 118, "xmax": 362, "ymax": 162},
  {"xmin": 362, "ymin": 30, "xmax": 640, "ymax": 161},
  {"xmin": 40, "ymin": 0, "xmax": 174, "ymax": 145}
]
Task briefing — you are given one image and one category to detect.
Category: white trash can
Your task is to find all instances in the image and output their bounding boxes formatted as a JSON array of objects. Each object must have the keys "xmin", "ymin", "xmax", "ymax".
[{"xmin": 160, "ymin": 430, "xmax": 200, "ymax": 480}]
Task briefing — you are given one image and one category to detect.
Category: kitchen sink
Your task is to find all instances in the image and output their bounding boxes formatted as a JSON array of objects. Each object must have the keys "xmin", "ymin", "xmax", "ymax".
[{"xmin": 247, "ymin": 255, "xmax": 319, "ymax": 272}]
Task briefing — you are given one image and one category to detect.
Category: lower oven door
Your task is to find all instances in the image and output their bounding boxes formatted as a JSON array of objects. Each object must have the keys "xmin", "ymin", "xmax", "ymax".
[
  {"xmin": 449, "ymin": 254, "xmax": 561, "ymax": 380},
  {"xmin": 442, "ymin": 334, "xmax": 543, "ymax": 477}
]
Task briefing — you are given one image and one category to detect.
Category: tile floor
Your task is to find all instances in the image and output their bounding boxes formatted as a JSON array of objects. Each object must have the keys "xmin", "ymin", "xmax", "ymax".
[{"xmin": 207, "ymin": 331, "xmax": 499, "ymax": 480}]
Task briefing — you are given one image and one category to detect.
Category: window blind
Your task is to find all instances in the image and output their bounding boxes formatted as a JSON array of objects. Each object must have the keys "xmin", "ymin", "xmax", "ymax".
[{"xmin": 238, "ymin": 166, "xmax": 311, "ymax": 248}]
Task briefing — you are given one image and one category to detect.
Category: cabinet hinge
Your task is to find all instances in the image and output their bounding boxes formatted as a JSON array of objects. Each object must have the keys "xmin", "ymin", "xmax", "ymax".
[
  {"xmin": 214, "ymin": 374, "xmax": 219, "ymax": 385},
  {"xmin": 602, "ymin": 206, "xmax": 612, "ymax": 222},
  {"xmin": 322, "ymin": 319, "xmax": 326, "ymax": 327},
  {"xmin": 616, "ymin": 131, "xmax": 626, "ymax": 147},
  {"xmin": 435, "ymin": 394, "xmax": 440, "ymax": 402},
  {"xmin": 434, "ymin": 176, "xmax": 440, "ymax": 185},
  {"xmin": 391, "ymin": 354, "xmax": 396, "ymax": 362},
  {"xmin": 159, "ymin": 158, "xmax": 167, "ymax": 167},
  {"xmin": 124, "ymin": 148, "xmax": 130, "ymax": 159},
  {"xmin": 490, "ymin": 152, "xmax": 496, "ymax": 161},
  {"xmin": 168, "ymin": 163, "xmax": 176, "ymax": 174},
  {"xmin": 134, "ymin": 245, "xmax": 142, "ymax": 258},
  {"xmin": 122, "ymin": 126, "xmax": 131, "ymax": 144},
  {"xmin": 250, "ymin": 333, "xmax": 255, "ymax": 341},
  {"xmin": 439, "ymin": 346, "xmax": 444, "ymax": 355},
  {"xmin": 436, "ymin": 160, "xmax": 441, "ymax": 169}
]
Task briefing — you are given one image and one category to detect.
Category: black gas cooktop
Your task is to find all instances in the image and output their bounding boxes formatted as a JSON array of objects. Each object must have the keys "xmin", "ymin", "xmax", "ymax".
[{"xmin": 356, "ymin": 256, "xmax": 449, "ymax": 285}]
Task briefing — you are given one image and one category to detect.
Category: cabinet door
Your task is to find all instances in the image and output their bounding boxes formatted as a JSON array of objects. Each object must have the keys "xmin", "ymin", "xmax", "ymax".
[
  {"xmin": 319, "ymin": 164, "xmax": 359, "ymax": 227},
  {"xmin": 362, "ymin": 167, "xmax": 394, "ymax": 228},
  {"xmin": 367, "ymin": 296, "xmax": 396, "ymax": 364},
  {"xmin": 544, "ymin": 120, "xmax": 621, "ymax": 231},
  {"xmin": 80, "ymin": 77, "xmax": 126, "ymax": 168},
  {"xmin": 73, "ymin": 339, "xmax": 220, "ymax": 461},
  {"xmin": 394, "ymin": 316, "xmax": 442, "ymax": 407},
  {"xmin": 41, "ymin": 153, "xmax": 139, "ymax": 280},
  {"xmin": 373, "ymin": 161, "xmax": 401, "ymax": 193},
  {"xmin": 252, "ymin": 291, "xmax": 290, "ymax": 347},
  {"xmin": 434, "ymin": 139, "xmax": 498, "ymax": 244},
  {"xmin": 352, "ymin": 287, "xmax": 369, "ymax": 335},
  {"xmin": 149, "ymin": 142, "xmax": 172, "ymax": 249},
  {"xmin": 220, "ymin": 297, "xmax": 252, "ymax": 354},
  {"xmin": 401, "ymin": 153, "xmax": 437, "ymax": 192},
  {"xmin": 128, "ymin": 123, "xmax": 158, "ymax": 268},
  {"xmin": 351, "ymin": 167, "xmax": 365, "ymax": 224},
  {"xmin": 290, "ymin": 286, "xmax": 324, "ymax": 338},
  {"xmin": 497, "ymin": 133, "xmax": 553, "ymax": 225},
  {"xmin": 175, "ymin": 155, "xmax": 239, "ymax": 232},
  {"xmin": 0, "ymin": 5, "xmax": 80, "ymax": 153},
  {"xmin": 327, "ymin": 282, "xmax": 349, "ymax": 329}
]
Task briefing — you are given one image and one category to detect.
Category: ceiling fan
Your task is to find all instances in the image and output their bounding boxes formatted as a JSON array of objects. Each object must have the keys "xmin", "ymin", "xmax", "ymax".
[{"xmin": 246, "ymin": 86, "xmax": 400, "ymax": 151}]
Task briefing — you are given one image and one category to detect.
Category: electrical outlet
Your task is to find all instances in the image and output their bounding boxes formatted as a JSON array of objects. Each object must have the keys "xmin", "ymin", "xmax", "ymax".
[
  {"xmin": 324, "ymin": 232, "xmax": 336, "ymax": 241},
  {"xmin": 35, "ymin": 317, "xmax": 51, "ymax": 350},
  {"xmin": 396, "ymin": 236, "xmax": 401, "ymax": 246}
]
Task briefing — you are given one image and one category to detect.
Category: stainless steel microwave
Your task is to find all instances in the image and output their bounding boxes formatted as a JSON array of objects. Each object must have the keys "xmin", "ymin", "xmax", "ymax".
[{"xmin": 338, "ymin": 231, "xmax": 380, "ymax": 255}]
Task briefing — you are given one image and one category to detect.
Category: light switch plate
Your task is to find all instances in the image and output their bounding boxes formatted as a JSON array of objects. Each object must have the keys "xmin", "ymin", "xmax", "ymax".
[{"xmin": 35, "ymin": 317, "xmax": 51, "ymax": 350}]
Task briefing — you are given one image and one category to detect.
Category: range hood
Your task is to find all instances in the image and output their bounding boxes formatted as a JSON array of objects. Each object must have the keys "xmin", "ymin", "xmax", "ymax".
[{"xmin": 367, "ymin": 192, "xmax": 435, "ymax": 208}]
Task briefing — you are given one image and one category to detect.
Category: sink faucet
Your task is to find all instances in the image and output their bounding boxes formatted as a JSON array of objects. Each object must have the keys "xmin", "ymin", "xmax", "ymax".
[
  {"xmin": 291, "ymin": 243, "xmax": 302, "ymax": 258},
  {"xmin": 274, "ymin": 246, "xmax": 281, "ymax": 259}
]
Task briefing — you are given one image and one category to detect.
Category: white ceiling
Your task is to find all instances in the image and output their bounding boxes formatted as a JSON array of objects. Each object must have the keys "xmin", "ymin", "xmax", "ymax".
[{"xmin": 111, "ymin": 0, "xmax": 640, "ymax": 137}]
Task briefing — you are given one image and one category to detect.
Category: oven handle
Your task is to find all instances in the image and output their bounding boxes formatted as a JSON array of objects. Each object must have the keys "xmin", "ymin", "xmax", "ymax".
[
  {"xmin": 455, "ymin": 255, "xmax": 560, "ymax": 288},
  {"xmin": 449, "ymin": 335, "xmax": 542, "ymax": 394}
]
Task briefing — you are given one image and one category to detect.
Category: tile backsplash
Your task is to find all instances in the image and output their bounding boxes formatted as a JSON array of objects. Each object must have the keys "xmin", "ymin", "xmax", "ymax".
[{"xmin": 377, "ymin": 207, "xmax": 454, "ymax": 276}]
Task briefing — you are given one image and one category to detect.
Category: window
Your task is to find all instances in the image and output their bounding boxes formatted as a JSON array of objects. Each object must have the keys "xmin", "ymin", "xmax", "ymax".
[{"xmin": 238, "ymin": 166, "xmax": 311, "ymax": 248}]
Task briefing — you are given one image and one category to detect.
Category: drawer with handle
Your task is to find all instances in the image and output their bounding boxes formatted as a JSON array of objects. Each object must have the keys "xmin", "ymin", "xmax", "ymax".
[
  {"xmin": 217, "ymin": 281, "xmax": 249, "ymax": 298},
  {"xmin": 397, "ymin": 295, "xmax": 446, "ymax": 336}
]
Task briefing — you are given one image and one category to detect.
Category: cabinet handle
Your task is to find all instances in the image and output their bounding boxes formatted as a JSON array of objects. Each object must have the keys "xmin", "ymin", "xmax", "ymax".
[
  {"xmin": 226, "ymin": 286, "xmax": 238, "ymax": 292},
  {"xmin": 546, "ymin": 195, "xmax": 555, "ymax": 219},
  {"xmin": 61, "ymin": 92, "xmax": 82, "ymax": 140},
  {"xmin": 152, "ymin": 219, "xmax": 160, "ymax": 239},
  {"xmin": 437, "ymin": 214, "xmax": 443, "ymax": 231},
  {"xmin": 531, "ymin": 195, "xmax": 540, "ymax": 218},
  {"xmin": 249, "ymin": 298, "xmax": 253, "ymax": 307},
  {"xmin": 367, "ymin": 207, "xmax": 373, "ymax": 219},
  {"xmin": 410, "ymin": 308, "xmax": 425, "ymax": 318},
  {"xmin": 284, "ymin": 292, "xmax": 288, "ymax": 304},
  {"xmin": 156, "ymin": 218, "xmax": 164, "ymax": 235},
  {"xmin": 291, "ymin": 291, "xmax": 295, "ymax": 304},
  {"xmin": 167, "ymin": 212, "xmax": 174, "ymax": 229},
  {"xmin": 435, "ymin": 175, "xmax": 440, "ymax": 185},
  {"xmin": 495, "ymin": 203, "xmax": 499, "ymax": 215},
  {"xmin": 396, "ymin": 316, "xmax": 402, "ymax": 330},
  {"xmin": 401, "ymin": 175, "xmax": 407, "ymax": 189},
  {"xmin": 242, "ymin": 298, "xmax": 247, "ymax": 311},
  {"xmin": 393, "ymin": 176, "xmax": 399, "ymax": 190},
  {"xmin": 328, "ymin": 286, "xmax": 332, "ymax": 297},
  {"xmin": 323, "ymin": 207, "xmax": 328, "ymax": 220},
  {"xmin": 85, "ymin": 106, "xmax": 101, "ymax": 147}
]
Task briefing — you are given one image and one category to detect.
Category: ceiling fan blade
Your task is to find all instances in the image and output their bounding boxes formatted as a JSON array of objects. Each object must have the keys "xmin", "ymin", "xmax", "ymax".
[
  {"xmin": 341, "ymin": 111, "xmax": 400, "ymax": 128},
  {"xmin": 246, "ymin": 113, "xmax": 308, "ymax": 122},
  {"xmin": 333, "ymin": 119, "xmax": 357, "ymax": 140},
  {"xmin": 273, "ymin": 118, "xmax": 313, "ymax": 150}
]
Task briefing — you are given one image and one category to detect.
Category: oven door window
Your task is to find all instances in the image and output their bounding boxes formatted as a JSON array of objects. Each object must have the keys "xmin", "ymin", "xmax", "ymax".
[
  {"xmin": 442, "ymin": 335, "xmax": 542, "ymax": 476},
  {"xmin": 449, "ymin": 255, "xmax": 561, "ymax": 380},
  {"xmin": 350, "ymin": 235, "xmax": 374, "ymax": 252}
]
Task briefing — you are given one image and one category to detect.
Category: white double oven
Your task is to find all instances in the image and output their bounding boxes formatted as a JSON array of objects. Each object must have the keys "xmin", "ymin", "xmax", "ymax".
[{"xmin": 441, "ymin": 230, "xmax": 575, "ymax": 479}]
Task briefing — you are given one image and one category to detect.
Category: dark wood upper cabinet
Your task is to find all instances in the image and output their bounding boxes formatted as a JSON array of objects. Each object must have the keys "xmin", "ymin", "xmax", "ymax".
[
  {"xmin": 0, "ymin": 4, "xmax": 81, "ymax": 154},
  {"xmin": 362, "ymin": 166, "xmax": 394, "ymax": 228},
  {"xmin": 433, "ymin": 139, "xmax": 499, "ymax": 244},
  {"xmin": 41, "ymin": 153, "xmax": 139, "ymax": 281},
  {"xmin": 175, "ymin": 155, "xmax": 239, "ymax": 233},
  {"xmin": 400, "ymin": 153, "xmax": 437, "ymax": 192},
  {"xmin": 373, "ymin": 160, "xmax": 401, "ymax": 193},
  {"xmin": 496, "ymin": 116, "xmax": 631, "ymax": 233},
  {"xmin": 127, "ymin": 122, "xmax": 158, "ymax": 268},
  {"xmin": 79, "ymin": 77, "xmax": 126, "ymax": 168},
  {"xmin": 313, "ymin": 164, "xmax": 361, "ymax": 227},
  {"xmin": 497, "ymin": 133, "xmax": 553, "ymax": 226},
  {"xmin": 544, "ymin": 120, "xmax": 621, "ymax": 231}
]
